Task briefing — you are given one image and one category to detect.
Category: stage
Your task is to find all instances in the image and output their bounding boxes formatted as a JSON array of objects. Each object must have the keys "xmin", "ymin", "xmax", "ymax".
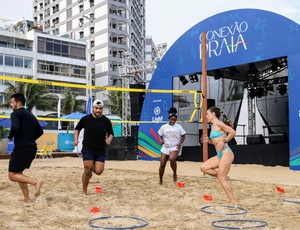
[{"xmin": 182, "ymin": 143, "xmax": 289, "ymax": 166}]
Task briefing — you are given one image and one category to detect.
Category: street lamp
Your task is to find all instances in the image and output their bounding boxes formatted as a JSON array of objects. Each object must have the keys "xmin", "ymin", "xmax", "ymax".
[{"xmin": 82, "ymin": 14, "xmax": 94, "ymax": 101}]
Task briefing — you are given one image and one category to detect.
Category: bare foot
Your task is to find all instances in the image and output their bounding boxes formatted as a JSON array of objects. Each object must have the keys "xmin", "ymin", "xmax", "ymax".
[
  {"xmin": 24, "ymin": 197, "xmax": 33, "ymax": 203},
  {"xmin": 82, "ymin": 191, "xmax": 88, "ymax": 195},
  {"xmin": 159, "ymin": 180, "xmax": 163, "ymax": 185},
  {"xmin": 35, "ymin": 180, "xmax": 43, "ymax": 197},
  {"xmin": 229, "ymin": 200, "xmax": 238, "ymax": 206}
]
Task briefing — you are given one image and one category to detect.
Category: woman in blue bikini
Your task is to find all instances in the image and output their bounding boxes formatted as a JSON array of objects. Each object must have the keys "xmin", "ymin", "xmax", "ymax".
[{"xmin": 200, "ymin": 106, "xmax": 237, "ymax": 204}]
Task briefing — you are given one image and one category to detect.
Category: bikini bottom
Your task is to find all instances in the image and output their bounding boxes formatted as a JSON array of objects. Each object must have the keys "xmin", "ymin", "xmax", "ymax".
[{"xmin": 217, "ymin": 145, "xmax": 232, "ymax": 159}]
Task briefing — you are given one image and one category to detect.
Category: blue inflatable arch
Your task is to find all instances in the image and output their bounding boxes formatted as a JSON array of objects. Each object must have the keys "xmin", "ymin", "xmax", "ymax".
[{"xmin": 138, "ymin": 9, "xmax": 300, "ymax": 170}]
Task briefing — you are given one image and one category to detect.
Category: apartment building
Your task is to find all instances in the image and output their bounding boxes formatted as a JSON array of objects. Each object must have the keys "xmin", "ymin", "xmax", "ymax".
[
  {"xmin": 0, "ymin": 18, "xmax": 88, "ymax": 118},
  {"xmin": 33, "ymin": 0, "xmax": 146, "ymax": 103}
]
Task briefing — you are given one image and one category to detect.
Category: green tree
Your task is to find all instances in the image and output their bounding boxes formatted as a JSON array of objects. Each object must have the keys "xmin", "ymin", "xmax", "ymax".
[
  {"xmin": 1, "ymin": 76, "xmax": 56, "ymax": 112},
  {"xmin": 61, "ymin": 90, "xmax": 86, "ymax": 115},
  {"xmin": 105, "ymin": 90, "xmax": 122, "ymax": 116}
]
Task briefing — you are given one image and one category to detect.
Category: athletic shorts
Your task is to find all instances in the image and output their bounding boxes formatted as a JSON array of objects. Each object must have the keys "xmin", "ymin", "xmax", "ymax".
[
  {"xmin": 9, "ymin": 145, "xmax": 37, "ymax": 172},
  {"xmin": 82, "ymin": 149, "xmax": 106, "ymax": 163},
  {"xmin": 161, "ymin": 145, "xmax": 179, "ymax": 156}
]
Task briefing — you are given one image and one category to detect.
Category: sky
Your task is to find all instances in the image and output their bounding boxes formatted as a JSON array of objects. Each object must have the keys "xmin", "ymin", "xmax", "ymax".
[{"xmin": 2, "ymin": 0, "xmax": 300, "ymax": 48}]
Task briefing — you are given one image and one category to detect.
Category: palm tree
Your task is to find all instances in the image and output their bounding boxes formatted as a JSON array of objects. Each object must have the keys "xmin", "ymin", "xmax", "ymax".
[
  {"xmin": 105, "ymin": 90, "xmax": 122, "ymax": 116},
  {"xmin": 61, "ymin": 91, "xmax": 85, "ymax": 115},
  {"xmin": 1, "ymin": 76, "xmax": 56, "ymax": 112}
]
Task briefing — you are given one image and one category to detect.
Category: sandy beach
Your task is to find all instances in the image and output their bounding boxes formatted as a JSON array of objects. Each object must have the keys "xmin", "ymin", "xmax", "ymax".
[{"xmin": 1, "ymin": 157, "xmax": 300, "ymax": 229}]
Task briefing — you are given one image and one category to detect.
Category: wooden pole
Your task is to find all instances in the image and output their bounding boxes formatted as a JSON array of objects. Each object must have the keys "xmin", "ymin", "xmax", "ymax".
[{"xmin": 201, "ymin": 32, "xmax": 208, "ymax": 162}]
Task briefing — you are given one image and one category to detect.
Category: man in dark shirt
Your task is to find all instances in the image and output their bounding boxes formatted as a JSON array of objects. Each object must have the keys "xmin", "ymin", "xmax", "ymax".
[
  {"xmin": 8, "ymin": 93, "xmax": 44, "ymax": 203},
  {"xmin": 74, "ymin": 99, "xmax": 114, "ymax": 194}
]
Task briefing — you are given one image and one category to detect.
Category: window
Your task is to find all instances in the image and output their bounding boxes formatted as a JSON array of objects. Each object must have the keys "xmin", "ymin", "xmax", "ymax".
[
  {"xmin": 90, "ymin": 27, "xmax": 94, "ymax": 34},
  {"xmin": 15, "ymin": 57, "xmax": 23, "ymax": 67},
  {"xmin": 79, "ymin": 31, "xmax": 84, "ymax": 39},
  {"xmin": 90, "ymin": 13, "xmax": 94, "ymax": 21},
  {"xmin": 46, "ymin": 41, "xmax": 53, "ymax": 54},
  {"xmin": 78, "ymin": 18, "xmax": 83, "ymax": 27},
  {"xmin": 91, "ymin": 40, "xmax": 94, "ymax": 47},
  {"xmin": 49, "ymin": 64, "xmax": 54, "ymax": 72},
  {"xmin": 38, "ymin": 60, "xmax": 86, "ymax": 79},
  {"xmin": 90, "ymin": 0, "xmax": 94, "ymax": 7},
  {"xmin": 62, "ymin": 43, "xmax": 69, "ymax": 56},
  {"xmin": 37, "ymin": 37, "xmax": 86, "ymax": 60},
  {"xmin": 0, "ymin": 41, "xmax": 6, "ymax": 48},
  {"xmin": 0, "ymin": 55, "xmax": 2, "ymax": 65},
  {"xmin": 24, "ymin": 58, "xmax": 32, "ymax": 68},
  {"xmin": 4, "ymin": 56, "xmax": 13, "ymax": 66},
  {"xmin": 54, "ymin": 42, "xmax": 61, "ymax": 54}
]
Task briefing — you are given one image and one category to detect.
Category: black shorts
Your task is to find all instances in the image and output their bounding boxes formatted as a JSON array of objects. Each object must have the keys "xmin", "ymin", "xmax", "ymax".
[
  {"xmin": 9, "ymin": 145, "xmax": 37, "ymax": 172},
  {"xmin": 82, "ymin": 149, "xmax": 106, "ymax": 163}
]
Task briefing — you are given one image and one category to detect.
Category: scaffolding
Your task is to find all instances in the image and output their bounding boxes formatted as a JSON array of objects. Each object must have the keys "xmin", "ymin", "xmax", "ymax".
[{"xmin": 118, "ymin": 43, "xmax": 167, "ymax": 136}]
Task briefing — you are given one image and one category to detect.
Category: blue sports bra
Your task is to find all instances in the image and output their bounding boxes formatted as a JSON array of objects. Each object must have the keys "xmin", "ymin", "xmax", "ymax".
[{"xmin": 210, "ymin": 122, "xmax": 225, "ymax": 139}]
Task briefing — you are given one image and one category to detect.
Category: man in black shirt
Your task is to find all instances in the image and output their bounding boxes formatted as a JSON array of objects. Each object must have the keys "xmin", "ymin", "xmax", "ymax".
[
  {"xmin": 74, "ymin": 99, "xmax": 114, "ymax": 194},
  {"xmin": 8, "ymin": 93, "xmax": 44, "ymax": 203}
]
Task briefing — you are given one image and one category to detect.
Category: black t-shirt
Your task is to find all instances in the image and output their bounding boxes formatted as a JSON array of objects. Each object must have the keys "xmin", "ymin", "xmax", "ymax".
[
  {"xmin": 75, "ymin": 114, "xmax": 114, "ymax": 151},
  {"xmin": 8, "ymin": 108, "xmax": 44, "ymax": 147}
]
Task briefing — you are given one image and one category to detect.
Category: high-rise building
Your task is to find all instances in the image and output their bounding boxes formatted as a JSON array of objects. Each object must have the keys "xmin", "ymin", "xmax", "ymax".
[
  {"xmin": 33, "ymin": 0, "xmax": 146, "ymax": 103},
  {"xmin": 145, "ymin": 36, "xmax": 157, "ymax": 89}
]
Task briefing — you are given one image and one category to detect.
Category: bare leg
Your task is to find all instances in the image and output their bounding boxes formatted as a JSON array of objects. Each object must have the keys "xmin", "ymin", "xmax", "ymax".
[
  {"xmin": 218, "ymin": 151, "xmax": 236, "ymax": 204},
  {"xmin": 34, "ymin": 180, "xmax": 43, "ymax": 197},
  {"xmin": 200, "ymin": 156, "xmax": 219, "ymax": 177},
  {"xmin": 93, "ymin": 161, "xmax": 105, "ymax": 175},
  {"xmin": 169, "ymin": 151, "xmax": 178, "ymax": 183},
  {"xmin": 82, "ymin": 160, "xmax": 93, "ymax": 195},
  {"xmin": 8, "ymin": 172, "xmax": 43, "ymax": 202},
  {"xmin": 159, "ymin": 153, "xmax": 169, "ymax": 185},
  {"xmin": 18, "ymin": 182, "xmax": 31, "ymax": 203}
]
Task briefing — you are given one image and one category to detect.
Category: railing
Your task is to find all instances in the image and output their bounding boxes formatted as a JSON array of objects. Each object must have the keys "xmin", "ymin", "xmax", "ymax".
[
  {"xmin": 235, "ymin": 124, "xmax": 246, "ymax": 145},
  {"xmin": 262, "ymin": 124, "xmax": 289, "ymax": 137}
]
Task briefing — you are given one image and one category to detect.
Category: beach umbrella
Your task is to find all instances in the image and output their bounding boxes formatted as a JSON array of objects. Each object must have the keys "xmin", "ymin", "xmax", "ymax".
[
  {"xmin": 0, "ymin": 118, "xmax": 48, "ymax": 128},
  {"xmin": 59, "ymin": 111, "xmax": 86, "ymax": 120}
]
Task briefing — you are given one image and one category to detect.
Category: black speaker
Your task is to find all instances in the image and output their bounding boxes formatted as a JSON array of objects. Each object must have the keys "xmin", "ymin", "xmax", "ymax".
[
  {"xmin": 131, "ymin": 125, "xmax": 139, "ymax": 138},
  {"xmin": 126, "ymin": 148, "xmax": 138, "ymax": 160},
  {"xmin": 130, "ymin": 83, "xmax": 145, "ymax": 121},
  {"xmin": 269, "ymin": 133, "xmax": 288, "ymax": 143},
  {"xmin": 125, "ymin": 137, "xmax": 136, "ymax": 148},
  {"xmin": 108, "ymin": 149, "xmax": 126, "ymax": 160},
  {"xmin": 247, "ymin": 135, "xmax": 265, "ymax": 144},
  {"xmin": 110, "ymin": 137, "xmax": 125, "ymax": 149}
]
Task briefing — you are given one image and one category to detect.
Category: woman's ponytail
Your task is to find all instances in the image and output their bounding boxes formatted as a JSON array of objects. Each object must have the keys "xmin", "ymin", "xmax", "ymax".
[{"xmin": 220, "ymin": 109, "xmax": 234, "ymax": 128}]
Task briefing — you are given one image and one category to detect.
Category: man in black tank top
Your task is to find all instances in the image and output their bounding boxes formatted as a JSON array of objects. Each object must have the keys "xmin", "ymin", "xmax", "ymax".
[{"xmin": 8, "ymin": 93, "xmax": 44, "ymax": 203}]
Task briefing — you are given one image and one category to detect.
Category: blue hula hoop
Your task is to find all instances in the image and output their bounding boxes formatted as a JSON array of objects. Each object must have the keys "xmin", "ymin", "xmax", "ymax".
[
  {"xmin": 283, "ymin": 198, "xmax": 300, "ymax": 204},
  {"xmin": 200, "ymin": 205, "xmax": 248, "ymax": 215},
  {"xmin": 88, "ymin": 215, "xmax": 148, "ymax": 229},
  {"xmin": 211, "ymin": 219, "xmax": 268, "ymax": 229}
]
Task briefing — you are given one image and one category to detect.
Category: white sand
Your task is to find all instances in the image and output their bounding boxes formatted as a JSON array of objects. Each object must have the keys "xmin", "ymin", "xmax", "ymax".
[{"xmin": 0, "ymin": 157, "xmax": 300, "ymax": 229}]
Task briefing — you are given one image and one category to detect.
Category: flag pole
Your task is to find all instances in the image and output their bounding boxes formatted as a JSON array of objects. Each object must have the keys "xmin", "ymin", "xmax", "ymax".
[{"xmin": 201, "ymin": 32, "xmax": 208, "ymax": 162}]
